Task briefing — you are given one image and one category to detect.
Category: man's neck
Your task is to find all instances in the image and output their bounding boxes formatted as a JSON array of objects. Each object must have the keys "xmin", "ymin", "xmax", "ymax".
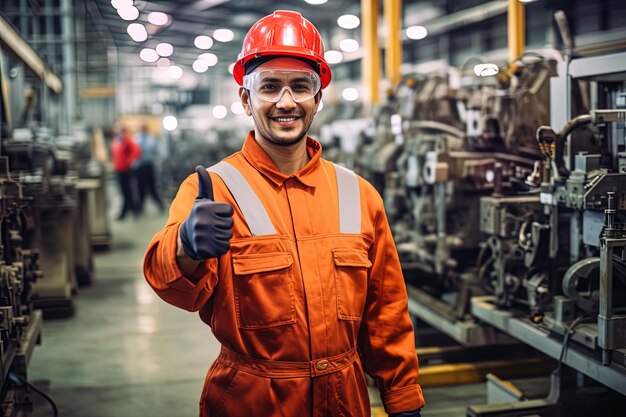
[{"xmin": 254, "ymin": 132, "xmax": 310, "ymax": 175}]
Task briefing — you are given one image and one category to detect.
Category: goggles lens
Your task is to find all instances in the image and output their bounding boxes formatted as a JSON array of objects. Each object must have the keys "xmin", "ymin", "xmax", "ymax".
[{"xmin": 243, "ymin": 70, "xmax": 321, "ymax": 103}]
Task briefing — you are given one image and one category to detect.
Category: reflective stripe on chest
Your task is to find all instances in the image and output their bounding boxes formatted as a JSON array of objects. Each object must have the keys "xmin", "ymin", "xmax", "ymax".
[{"xmin": 208, "ymin": 161, "xmax": 361, "ymax": 235}]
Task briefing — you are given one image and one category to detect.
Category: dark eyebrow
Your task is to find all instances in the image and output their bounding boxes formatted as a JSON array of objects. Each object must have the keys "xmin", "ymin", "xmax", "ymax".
[{"xmin": 259, "ymin": 77, "xmax": 281, "ymax": 83}]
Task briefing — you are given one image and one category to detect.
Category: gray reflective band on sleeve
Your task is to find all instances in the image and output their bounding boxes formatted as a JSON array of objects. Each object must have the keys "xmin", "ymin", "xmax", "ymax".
[
  {"xmin": 333, "ymin": 163, "xmax": 361, "ymax": 234},
  {"xmin": 208, "ymin": 161, "xmax": 276, "ymax": 236}
]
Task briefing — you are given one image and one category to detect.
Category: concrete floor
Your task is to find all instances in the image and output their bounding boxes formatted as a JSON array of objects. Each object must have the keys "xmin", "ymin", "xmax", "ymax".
[{"xmin": 27, "ymin": 190, "xmax": 486, "ymax": 417}]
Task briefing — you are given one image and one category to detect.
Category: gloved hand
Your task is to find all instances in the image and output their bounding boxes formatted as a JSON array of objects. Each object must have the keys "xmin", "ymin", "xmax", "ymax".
[
  {"xmin": 179, "ymin": 166, "xmax": 234, "ymax": 260},
  {"xmin": 389, "ymin": 409, "xmax": 422, "ymax": 417}
]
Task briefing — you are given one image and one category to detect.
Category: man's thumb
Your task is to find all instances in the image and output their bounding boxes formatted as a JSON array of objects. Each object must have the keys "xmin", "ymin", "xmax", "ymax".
[{"xmin": 195, "ymin": 165, "xmax": 213, "ymax": 200}]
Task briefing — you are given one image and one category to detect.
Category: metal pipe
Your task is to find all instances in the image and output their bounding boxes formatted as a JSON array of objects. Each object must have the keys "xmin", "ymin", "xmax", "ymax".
[
  {"xmin": 384, "ymin": 0, "xmax": 402, "ymax": 87},
  {"xmin": 508, "ymin": 0, "xmax": 525, "ymax": 63},
  {"xmin": 62, "ymin": 0, "xmax": 77, "ymax": 133},
  {"xmin": 361, "ymin": 0, "xmax": 380, "ymax": 104}
]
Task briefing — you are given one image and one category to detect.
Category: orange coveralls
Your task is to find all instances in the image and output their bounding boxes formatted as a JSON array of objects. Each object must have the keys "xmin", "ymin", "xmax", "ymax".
[{"xmin": 144, "ymin": 133, "xmax": 425, "ymax": 417}]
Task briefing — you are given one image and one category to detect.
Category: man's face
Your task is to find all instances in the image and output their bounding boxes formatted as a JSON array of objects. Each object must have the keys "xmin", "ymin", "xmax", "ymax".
[{"xmin": 240, "ymin": 60, "xmax": 322, "ymax": 147}]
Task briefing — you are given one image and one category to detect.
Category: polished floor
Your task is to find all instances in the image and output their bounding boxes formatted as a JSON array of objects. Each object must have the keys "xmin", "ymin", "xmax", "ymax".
[{"xmin": 27, "ymin": 188, "xmax": 486, "ymax": 417}]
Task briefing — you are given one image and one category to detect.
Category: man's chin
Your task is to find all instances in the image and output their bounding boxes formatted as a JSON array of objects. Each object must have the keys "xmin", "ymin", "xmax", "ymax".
[{"xmin": 268, "ymin": 131, "xmax": 306, "ymax": 146}]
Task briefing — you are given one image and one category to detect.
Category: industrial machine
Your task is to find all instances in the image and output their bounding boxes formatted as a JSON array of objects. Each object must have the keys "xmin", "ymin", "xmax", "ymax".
[
  {"xmin": 351, "ymin": 54, "xmax": 558, "ymax": 346},
  {"xmin": 0, "ymin": 155, "xmax": 43, "ymax": 415},
  {"xmin": 323, "ymin": 43, "xmax": 626, "ymax": 413},
  {"xmin": 470, "ymin": 51, "xmax": 626, "ymax": 415}
]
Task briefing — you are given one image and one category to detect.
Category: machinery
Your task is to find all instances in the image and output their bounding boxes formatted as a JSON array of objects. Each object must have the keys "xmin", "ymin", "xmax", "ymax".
[
  {"xmin": 351, "ymin": 54, "xmax": 558, "ymax": 346},
  {"xmin": 322, "ymin": 43, "xmax": 626, "ymax": 413},
  {"xmin": 0, "ymin": 156, "xmax": 43, "ymax": 416},
  {"xmin": 470, "ymin": 51, "xmax": 626, "ymax": 415}
]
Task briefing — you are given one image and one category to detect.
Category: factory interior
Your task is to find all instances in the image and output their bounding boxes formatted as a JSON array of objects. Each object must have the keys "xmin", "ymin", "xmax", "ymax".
[{"xmin": 0, "ymin": 0, "xmax": 626, "ymax": 416}]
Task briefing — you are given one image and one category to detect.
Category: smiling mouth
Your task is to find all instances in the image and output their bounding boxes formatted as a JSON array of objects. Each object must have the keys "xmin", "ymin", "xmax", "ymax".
[{"xmin": 271, "ymin": 116, "xmax": 300, "ymax": 122}]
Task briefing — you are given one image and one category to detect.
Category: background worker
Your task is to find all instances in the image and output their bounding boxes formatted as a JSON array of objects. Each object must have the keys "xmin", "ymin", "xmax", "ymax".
[
  {"xmin": 111, "ymin": 124, "xmax": 141, "ymax": 220},
  {"xmin": 144, "ymin": 10, "xmax": 424, "ymax": 417},
  {"xmin": 135, "ymin": 123, "xmax": 165, "ymax": 214}
]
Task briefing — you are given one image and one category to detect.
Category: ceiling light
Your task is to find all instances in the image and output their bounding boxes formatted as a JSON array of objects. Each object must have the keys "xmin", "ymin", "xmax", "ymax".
[
  {"xmin": 305, "ymin": 0, "xmax": 328, "ymax": 4},
  {"xmin": 156, "ymin": 42, "xmax": 173, "ymax": 57},
  {"xmin": 198, "ymin": 53, "xmax": 218, "ymax": 67},
  {"xmin": 339, "ymin": 39, "xmax": 359, "ymax": 53},
  {"xmin": 519, "ymin": 0, "xmax": 535, "ymax": 3},
  {"xmin": 342, "ymin": 87, "xmax": 359, "ymax": 101},
  {"xmin": 228, "ymin": 63, "xmax": 235, "ymax": 74},
  {"xmin": 111, "ymin": 0, "xmax": 132, "ymax": 9},
  {"xmin": 213, "ymin": 29, "xmax": 234, "ymax": 42},
  {"xmin": 117, "ymin": 5, "xmax": 139, "ymax": 21},
  {"xmin": 127, "ymin": 23, "xmax": 147, "ymax": 42},
  {"xmin": 139, "ymin": 48, "xmax": 159, "ymax": 63},
  {"xmin": 324, "ymin": 50, "xmax": 343, "ymax": 64},
  {"xmin": 406, "ymin": 26, "xmax": 428, "ymax": 40},
  {"xmin": 156, "ymin": 58, "xmax": 170, "ymax": 68},
  {"xmin": 212, "ymin": 105, "xmax": 228, "ymax": 119},
  {"xmin": 473, "ymin": 63, "xmax": 499, "ymax": 77},
  {"xmin": 162, "ymin": 115, "xmax": 177, "ymax": 131},
  {"xmin": 192, "ymin": 60, "xmax": 209, "ymax": 73},
  {"xmin": 166, "ymin": 65, "xmax": 183, "ymax": 80},
  {"xmin": 147, "ymin": 12, "xmax": 169, "ymax": 26},
  {"xmin": 337, "ymin": 14, "xmax": 360, "ymax": 29},
  {"xmin": 231, "ymin": 102, "xmax": 244, "ymax": 115},
  {"xmin": 194, "ymin": 35, "xmax": 213, "ymax": 50}
]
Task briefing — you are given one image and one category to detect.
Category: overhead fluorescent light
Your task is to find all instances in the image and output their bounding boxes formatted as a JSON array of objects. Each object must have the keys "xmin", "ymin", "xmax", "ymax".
[
  {"xmin": 337, "ymin": 14, "xmax": 360, "ymax": 29},
  {"xmin": 156, "ymin": 42, "xmax": 173, "ymax": 57},
  {"xmin": 213, "ymin": 29, "xmax": 234, "ymax": 42},
  {"xmin": 324, "ymin": 50, "xmax": 343, "ymax": 64},
  {"xmin": 339, "ymin": 39, "xmax": 359, "ymax": 53},
  {"xmin": 194, "ymin": 35, "xmax": 213, "ymax": 49},
  {"xmin": 139, "ymin": 48, "xmax": 159, "ymax": 62},
  {"xmin": 127, "ymin": 23, "xmax": 147, "ymax": 42},
  {"xmin": 148, "ymin": 12, "xmax": 169, "ymax": 26}
]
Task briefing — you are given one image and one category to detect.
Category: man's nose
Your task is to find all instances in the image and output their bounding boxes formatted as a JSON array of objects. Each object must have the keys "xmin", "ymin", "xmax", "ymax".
[{"xmin": 275, "ymin": 87, "xmax": 297, "ymax": 110}]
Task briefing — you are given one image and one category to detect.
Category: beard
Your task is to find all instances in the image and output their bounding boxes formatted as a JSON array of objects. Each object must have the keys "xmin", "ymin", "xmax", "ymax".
[{"xmin": 252, "ymin": 112, "xmax": 313, "ymax": 147}]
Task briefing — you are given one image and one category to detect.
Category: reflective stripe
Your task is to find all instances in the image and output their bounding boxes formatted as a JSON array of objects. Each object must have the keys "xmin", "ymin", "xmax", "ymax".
[
  {"xmin": 208, "ymin": 161, "xmax": 276, "ymax": 236},
  {"xmin": 333, "ymin": 163, "xmax": 361, "ymax": 234}
]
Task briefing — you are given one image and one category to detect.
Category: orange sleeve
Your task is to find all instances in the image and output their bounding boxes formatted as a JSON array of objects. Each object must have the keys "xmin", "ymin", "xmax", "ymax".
[
  {"xmin": 143, "ymin": 173, "xmax": 218, "ymax": 312},
  {"xmin": 358, "ymin": 202, "xmax": 425, "ymax": 414}
]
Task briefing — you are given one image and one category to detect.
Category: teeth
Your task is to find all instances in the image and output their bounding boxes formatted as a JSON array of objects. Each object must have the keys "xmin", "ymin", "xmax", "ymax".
[{"xmin": 275, "ymin": 117, "xmax": 296, "ymax": 122}]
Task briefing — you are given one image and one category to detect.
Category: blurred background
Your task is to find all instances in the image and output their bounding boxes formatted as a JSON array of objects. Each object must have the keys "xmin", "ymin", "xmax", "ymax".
[{"xmin": 0, "ymin": 0, "xmax": 625, "ymax": 416}]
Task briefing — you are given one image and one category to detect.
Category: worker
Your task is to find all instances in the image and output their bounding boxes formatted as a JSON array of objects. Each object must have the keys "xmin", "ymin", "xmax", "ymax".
[
  {"xmin": 135, "ymin": 123, "xmax": 165, "ymax": 214},
  {"xmin": 111, "ymin": 124, "xmax": 141, "ymax": 220},
  {"xmin": 144, "ymin": 10, "xmax": 424, "ymax": 417}
]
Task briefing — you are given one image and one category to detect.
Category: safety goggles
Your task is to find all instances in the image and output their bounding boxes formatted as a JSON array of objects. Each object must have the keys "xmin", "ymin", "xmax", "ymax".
[{"xmin": 243, "ymin": 69, "xmax": 321, "ymax": 103}]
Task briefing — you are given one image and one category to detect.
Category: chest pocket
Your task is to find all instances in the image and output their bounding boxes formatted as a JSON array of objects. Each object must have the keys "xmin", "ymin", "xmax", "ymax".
[
  {"xmin": 333, "ymin": 249, "xmax": 372, "ymax": 321},
  {"xmin": 232, "ymin": 252, "xmax": 296, "ymax": 329}
]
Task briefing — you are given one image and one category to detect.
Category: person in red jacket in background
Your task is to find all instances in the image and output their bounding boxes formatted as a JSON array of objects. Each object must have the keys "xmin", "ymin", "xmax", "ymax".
[{"xmin": 111, "ymin": 124, "xmax": 141, "ymax": 220}]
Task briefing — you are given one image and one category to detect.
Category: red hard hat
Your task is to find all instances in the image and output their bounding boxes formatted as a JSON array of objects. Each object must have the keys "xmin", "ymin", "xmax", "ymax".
[{"xmin": 233, "ymin": 10, "xmax": 332, "ymax": 89}]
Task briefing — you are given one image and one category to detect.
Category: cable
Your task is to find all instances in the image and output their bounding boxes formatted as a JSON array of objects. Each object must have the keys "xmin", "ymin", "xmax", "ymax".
[
  {"xmin": 8, "ymin": 372, "xmax": 58, "ymax": 417},
  {"xmin": 556, "ymin": 314, "xmax": 594, "ymax": 375}
]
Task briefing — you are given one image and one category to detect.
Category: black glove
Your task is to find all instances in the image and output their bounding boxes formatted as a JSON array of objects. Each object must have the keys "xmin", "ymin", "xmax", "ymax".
[
  {"xmin": 179, "ymin": 166, "xmax": 234, "ymax": 260},
  {"xmin": 389, "ymin": 409, "xmax": 422, "ymax": 417}
]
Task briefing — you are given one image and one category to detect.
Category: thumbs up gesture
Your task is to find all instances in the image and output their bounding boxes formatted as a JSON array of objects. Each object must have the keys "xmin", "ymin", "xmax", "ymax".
[{"xmin": 179, "ymin": 166, "xmax": 234, "ymax": 260}]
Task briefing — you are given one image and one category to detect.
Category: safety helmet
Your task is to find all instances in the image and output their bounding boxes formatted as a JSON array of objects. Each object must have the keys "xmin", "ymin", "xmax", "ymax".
[{"xmin": 233, "ymin": 10, "xmax": 332, "ymax": 89}]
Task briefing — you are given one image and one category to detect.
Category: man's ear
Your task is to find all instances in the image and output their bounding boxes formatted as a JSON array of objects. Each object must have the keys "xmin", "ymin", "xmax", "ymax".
[
  {"xmin": 314, "ymin": 90, "xmax": 323, "ymax": 104},
  {"xmin": 239, "ymin": 87, "xmax": 252, "ymax": 116},
  {"xmin": 314, "ymin": 90, "xmax": 323, "ymax": 113}
]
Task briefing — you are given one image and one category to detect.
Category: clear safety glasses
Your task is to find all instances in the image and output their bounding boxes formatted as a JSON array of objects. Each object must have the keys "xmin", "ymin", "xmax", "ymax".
[{"xmin": 243, "ymin": 70, "xmax": 321, "ymax": 103}]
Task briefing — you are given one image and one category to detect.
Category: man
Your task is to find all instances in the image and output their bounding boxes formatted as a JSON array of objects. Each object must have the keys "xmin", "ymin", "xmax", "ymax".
[
  {"xmin": 111, "ymin": 124, "xmax": 141, "ymax": 220},
  {"xmin": 144, "ymin": 10, "xmax": 424, "ymax": 417},
  {"xmin": 135, "ymin": 123, "xmax": 165, "ymax": 214}
]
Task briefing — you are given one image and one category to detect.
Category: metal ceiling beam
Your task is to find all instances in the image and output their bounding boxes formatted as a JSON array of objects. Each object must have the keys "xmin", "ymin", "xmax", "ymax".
[{"xmin": 0, "ymin": 14, "xmax": 62, "ymax": 93}]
